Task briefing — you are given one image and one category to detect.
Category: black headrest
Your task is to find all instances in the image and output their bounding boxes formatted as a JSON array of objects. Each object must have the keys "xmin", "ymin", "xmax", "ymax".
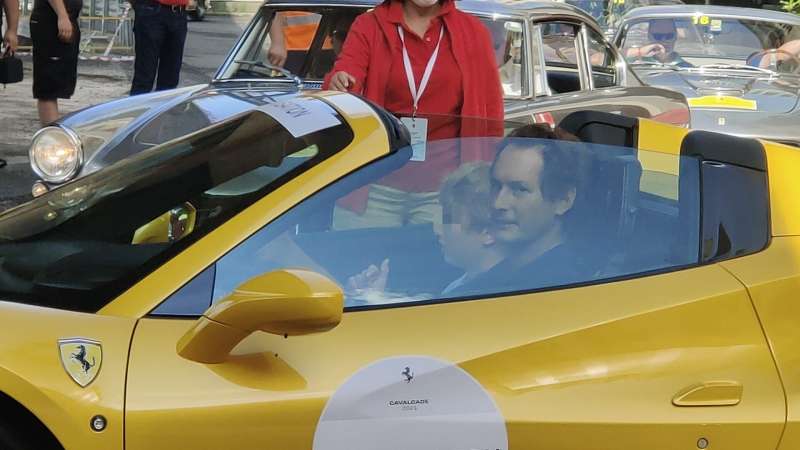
[{"xmin": 560, "ymin": 111, "xmax": 638, "ymax": 148}]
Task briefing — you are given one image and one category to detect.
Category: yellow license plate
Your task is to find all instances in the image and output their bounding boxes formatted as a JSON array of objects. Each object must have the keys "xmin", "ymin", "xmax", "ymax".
[{"xmin": 688, "ymin": 95, "xmax": 757, "ymax": 111}]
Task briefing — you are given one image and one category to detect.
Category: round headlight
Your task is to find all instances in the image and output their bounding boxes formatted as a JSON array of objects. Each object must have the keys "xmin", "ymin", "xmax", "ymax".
[{"xmin": 29, "ymin": 126, "xmax": 83, "ymax": 183}]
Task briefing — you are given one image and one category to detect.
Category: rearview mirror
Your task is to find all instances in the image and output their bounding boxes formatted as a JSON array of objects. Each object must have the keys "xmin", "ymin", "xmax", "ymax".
[{"xmin": 177, "ymin": 269, "xmax": 343, "ymax": 364}]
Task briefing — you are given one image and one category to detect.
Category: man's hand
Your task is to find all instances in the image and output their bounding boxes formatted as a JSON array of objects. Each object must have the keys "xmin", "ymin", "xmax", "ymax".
[
  {"xmin": 638, "ymin": 43, "xmax": 666, "ymax": 59},
  {"xmin": 57, "ymin": 15, "xmax": 74, "ymax": 43},
  {"xmin": 329, "ymin": 71, "xmax": 356, "ymax": 91},
  {"xmin": 3, "ymin": 30, "xmax": 17, "ymax": 54},
  {"xmin": 267, "ymin": 40, "xmax": 287, "ymax": 67},
  {"xmin": 347, "ymin": 258, "xmax": 390, "ymax": 294}
]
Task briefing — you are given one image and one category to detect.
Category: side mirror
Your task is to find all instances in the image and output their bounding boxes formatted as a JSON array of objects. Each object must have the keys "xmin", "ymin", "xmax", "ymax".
[{"xmin": 177, "ymin": 269, "xmax": 343, "ymax": 364}]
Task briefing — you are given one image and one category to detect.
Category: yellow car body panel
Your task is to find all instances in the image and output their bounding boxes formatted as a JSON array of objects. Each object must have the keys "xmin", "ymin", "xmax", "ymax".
[
  {"xmin": 721, "ymin": 237, "xmax": 800, "ymax": 450},
  {"xmin": 0, "ymin": 301, "xmax": 135, "ymax": 449},
  {"xmin": 634, "ymin": 118, "xmax": 689, "ymax": 200},
  {"xmin": 761, "ymin": 141, "xmax": 800, "ymax": 237},
  {"xmin": 122, "ymin": 261, "xmax": 783, "ymax": 450}
]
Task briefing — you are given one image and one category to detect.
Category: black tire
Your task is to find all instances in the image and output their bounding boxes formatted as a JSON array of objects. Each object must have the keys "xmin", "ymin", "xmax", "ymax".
[{"xmin": 0, "ymin": 422, "xmax": 29, "ymax": 450}]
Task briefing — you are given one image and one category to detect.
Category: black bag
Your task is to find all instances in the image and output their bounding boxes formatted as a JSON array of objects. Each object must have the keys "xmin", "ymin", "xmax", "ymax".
[{"xmin": 0, "ymin": 53, "xmax": 23, "ymax": 85}]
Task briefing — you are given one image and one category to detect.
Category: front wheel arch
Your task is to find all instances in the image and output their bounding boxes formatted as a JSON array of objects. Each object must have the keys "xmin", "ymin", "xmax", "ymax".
[{"xmin": 0, "ymin": 391, "xmax": 64, "ymax": 450}]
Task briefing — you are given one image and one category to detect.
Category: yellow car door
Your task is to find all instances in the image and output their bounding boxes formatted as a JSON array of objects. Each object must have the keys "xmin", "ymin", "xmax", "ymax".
[{"xmin": 120, "ymin": 131, "xmax": 784, "ymax": 450}]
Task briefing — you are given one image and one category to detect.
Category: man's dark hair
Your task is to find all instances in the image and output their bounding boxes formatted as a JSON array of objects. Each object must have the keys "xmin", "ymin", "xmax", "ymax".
[{"xmin": 495, "ymin": 124, "xmax": 586, "ymax": 204}]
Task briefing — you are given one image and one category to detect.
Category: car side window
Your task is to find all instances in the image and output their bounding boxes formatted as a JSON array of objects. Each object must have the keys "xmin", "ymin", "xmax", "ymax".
[
  {"xmin": 480, "ymin": 18, "xmax": 528, "ymax": 97},
  {"xmin": 540, "ymin": 22, "xmax": 582, "ymax": 94},
  {"xmin": 151, "ymin": 126, "xmax": 705, "ymax": 317},
  {"xmin": 587, "ymin": 28, "xmax": 618, "ymax": 88}
]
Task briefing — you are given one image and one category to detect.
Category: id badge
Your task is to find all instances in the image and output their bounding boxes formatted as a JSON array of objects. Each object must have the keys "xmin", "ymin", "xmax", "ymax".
[{"xmin": 400, "ymin": 117, "xmax": 428, "ymax": 162}]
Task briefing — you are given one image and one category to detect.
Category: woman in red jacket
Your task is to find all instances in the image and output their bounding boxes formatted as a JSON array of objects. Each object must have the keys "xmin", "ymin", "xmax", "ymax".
[{"xmin": 324, "ymin": 0, "xmax": 504, "ymax": 227}]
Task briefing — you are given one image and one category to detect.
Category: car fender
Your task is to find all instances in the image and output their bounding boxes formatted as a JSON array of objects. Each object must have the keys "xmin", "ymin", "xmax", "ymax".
[{"xmin": 0, "ymin": 302, "xmax": 137, "ymax": 450}]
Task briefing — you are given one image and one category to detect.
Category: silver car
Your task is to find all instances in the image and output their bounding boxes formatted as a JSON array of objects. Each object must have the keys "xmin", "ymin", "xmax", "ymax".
[
  {"xmin": 29, "ymin": 0, "xmax": 688, "ymax": 195},
  {"xmin": 615, "ymin": 5, "xmax": 800, "ymax": 145}
]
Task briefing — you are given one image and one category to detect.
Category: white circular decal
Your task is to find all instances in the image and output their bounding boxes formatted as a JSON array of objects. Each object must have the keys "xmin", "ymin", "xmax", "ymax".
[{"xmin": 313, "ymin": 356, "xmax": 507, "ymax": 450}]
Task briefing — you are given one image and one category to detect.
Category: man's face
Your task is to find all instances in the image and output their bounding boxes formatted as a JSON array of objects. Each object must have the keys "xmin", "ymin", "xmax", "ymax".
[
  {"xmin": 648, "ymin": 19, "xmax": 677, "ymax": 53},
  {"xmin": 491, "ymin": 147, "xmax": 568, "ymax": 245}
]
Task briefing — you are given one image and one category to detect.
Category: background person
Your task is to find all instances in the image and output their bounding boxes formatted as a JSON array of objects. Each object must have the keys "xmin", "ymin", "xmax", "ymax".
[
  {"xmin": 129, "ymin": 0, "xmax": 188, "ymax": 95},
  {"xmin": 324, "ymin": 0, "xmax": 504, "ymax": 227},
  {"xmin": 626, "ymin": 18, "xmax": 692, "ymax": 67},
  {"xmin": 266, "ymin": 12, "xmax": 319, "ymax": 70},
  {"xmin": 2, "ymin": 0, "xmax": 19, "ymax": 54},
  {"xmin": 30, "ymin": 0, "xmax": 81, "ymax": 125}
]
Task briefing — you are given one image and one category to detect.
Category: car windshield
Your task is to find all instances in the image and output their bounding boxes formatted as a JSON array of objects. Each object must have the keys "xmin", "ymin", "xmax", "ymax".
[
  {"xmin": 217, "ymin": 6, "xmax": 529, "ymax": 96},
  {"xmin": 620, "ymin": 15, "xmax": 800, "ymax": 74},
  {"xmin": 0, "ymin": 100, "xmax": 354, "ymax": 313}
]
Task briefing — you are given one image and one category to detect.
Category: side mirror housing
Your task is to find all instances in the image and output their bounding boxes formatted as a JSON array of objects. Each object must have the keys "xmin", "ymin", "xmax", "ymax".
[{"xmin": 177, "ymin": 269, "xmax": 343, "ymax": 363}]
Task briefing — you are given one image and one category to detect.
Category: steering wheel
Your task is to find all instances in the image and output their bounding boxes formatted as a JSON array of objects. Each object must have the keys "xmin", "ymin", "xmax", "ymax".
[{"xmin": 746, "ymin": 49, "xmax": 800, "ymax": 74}]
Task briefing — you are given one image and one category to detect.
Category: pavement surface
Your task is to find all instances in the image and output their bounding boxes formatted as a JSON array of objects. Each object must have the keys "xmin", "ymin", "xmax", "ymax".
[{"xmin": 0, "ymin": 13, "xmax": 250, "ymax": 212}]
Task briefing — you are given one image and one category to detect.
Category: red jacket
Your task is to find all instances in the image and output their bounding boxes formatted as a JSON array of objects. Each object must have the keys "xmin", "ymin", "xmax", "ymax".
[{"xmin": 323, "ymin": 0, "xmax": 504, "ymax": 135}]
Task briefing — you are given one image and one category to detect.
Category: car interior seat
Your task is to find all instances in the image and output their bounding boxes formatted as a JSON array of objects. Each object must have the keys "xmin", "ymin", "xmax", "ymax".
[{"xmin": 558, "ymin": 111, "xmax": 643, "ymax": 279}]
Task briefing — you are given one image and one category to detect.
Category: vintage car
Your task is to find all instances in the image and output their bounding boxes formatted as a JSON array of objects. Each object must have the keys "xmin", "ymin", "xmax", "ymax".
[
  {"xmin": 2, "ymin": 90, "xmax": 800, "ymax": 450},
  {"xmin": 27, "ymin": 0, "xmax": 689, "ymax": 196},
  {"xmin": 614, "ymin": 5, "xmax": 800, "ymax": 145}
]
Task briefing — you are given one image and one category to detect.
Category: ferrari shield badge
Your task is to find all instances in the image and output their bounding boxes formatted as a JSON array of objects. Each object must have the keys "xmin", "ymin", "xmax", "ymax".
[{"xmin": 58, "ymin": 338, "xmax": 102, "ymax": 387}]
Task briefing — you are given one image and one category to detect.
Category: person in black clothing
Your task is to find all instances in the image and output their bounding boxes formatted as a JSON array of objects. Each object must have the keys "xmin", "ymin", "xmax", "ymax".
[
  {"xmin": 129, "ymin": 0, "xmax": 188, "ymax": 95},
  {"xmin": 30, "ymin": 0, "xmax": 81, "ymax": 125},
  {"xmin": 2, "ymin": 0, "xmax": 20, "ymax": 54},
  {"xmin": 450, "ymin": 125, "xmax": 590, "ymax": 295}
]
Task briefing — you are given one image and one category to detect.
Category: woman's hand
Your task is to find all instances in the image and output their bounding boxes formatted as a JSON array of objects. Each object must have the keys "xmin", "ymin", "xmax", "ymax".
[
  {"xmin": 329, "ymin": 71, "xmax": 356, "ymax": 91},
  {"xmin": 57, "ymin": 15, "xmax": 74, "ymax": 43}
]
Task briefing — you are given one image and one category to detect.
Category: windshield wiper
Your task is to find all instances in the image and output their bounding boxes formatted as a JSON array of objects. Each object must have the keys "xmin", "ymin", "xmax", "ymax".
[
  {"xmin": 696, "ymin": 64, "xmax": 777, "ymax": 76},
  {"xmin": 232, "ymin": 60, "xmax": 303, "ymax": 88}
]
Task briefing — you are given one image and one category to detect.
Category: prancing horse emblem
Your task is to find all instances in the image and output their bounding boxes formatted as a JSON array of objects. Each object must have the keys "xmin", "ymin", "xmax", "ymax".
[
  {"xmin": 402, "ymin": 366, "xmax": 414, "ymax": 383},
  {"xmin": 58, "ymin": 338, "xmax": 102, "ymax": 387}
]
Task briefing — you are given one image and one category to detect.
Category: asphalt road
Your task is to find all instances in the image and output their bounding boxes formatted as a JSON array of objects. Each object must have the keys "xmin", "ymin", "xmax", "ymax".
[
  {"xmin": 181, "ymin": 14, "xmax": 252, "ymax": 87},
  {"xmin": 0, "ymin": 13, "xmax": 252, "ymax": 212}
]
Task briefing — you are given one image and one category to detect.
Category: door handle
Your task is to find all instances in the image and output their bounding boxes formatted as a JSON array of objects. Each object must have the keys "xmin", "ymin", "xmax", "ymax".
[{"xmin": 672, "ymin": 381, "xmax": 743, "ymax": 407}]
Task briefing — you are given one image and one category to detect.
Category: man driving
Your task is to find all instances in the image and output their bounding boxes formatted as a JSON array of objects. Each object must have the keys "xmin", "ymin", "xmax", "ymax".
[{"xmin": 627, "ymin": 18, "xmax": 692, "ymax": 67}]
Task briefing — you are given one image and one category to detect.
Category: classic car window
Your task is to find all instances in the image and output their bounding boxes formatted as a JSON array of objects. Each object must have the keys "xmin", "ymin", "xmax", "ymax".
[
  {"xmin": 540, "ymin": 22, "xmax": 583, "ymax": 94},
  {"xmin": 201, "ymin": 122, "xmax": 701, "ymax": 312},
  {"xmin": 620, "ymin": 16, "xmax": 800, "ymax": 73},
  {"xmin": 221, "ymin": 7, "xmax": 364, "ymax": 82},
  {"xmin": 587, "ymin": 28, "xmax": 618, "ymax": 88},
  {"xmin": 0, "ymin": 105, "xmax": 354, "ymax": 313},
  {"xmin": 481, "ymin": 18, "xmax": 528, "ymax": 97}
]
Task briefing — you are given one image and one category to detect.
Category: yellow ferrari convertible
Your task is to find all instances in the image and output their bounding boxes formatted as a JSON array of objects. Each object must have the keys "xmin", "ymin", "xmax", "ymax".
[{"xmin": 0, "ymin": 91, "xmax": 798, "ymax": 450}]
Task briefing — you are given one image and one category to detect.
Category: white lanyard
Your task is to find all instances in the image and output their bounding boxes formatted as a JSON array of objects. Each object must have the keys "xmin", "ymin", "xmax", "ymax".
[{"xmin": 397, "ymin": 24, "xmax": 444, "ymax": 117}]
